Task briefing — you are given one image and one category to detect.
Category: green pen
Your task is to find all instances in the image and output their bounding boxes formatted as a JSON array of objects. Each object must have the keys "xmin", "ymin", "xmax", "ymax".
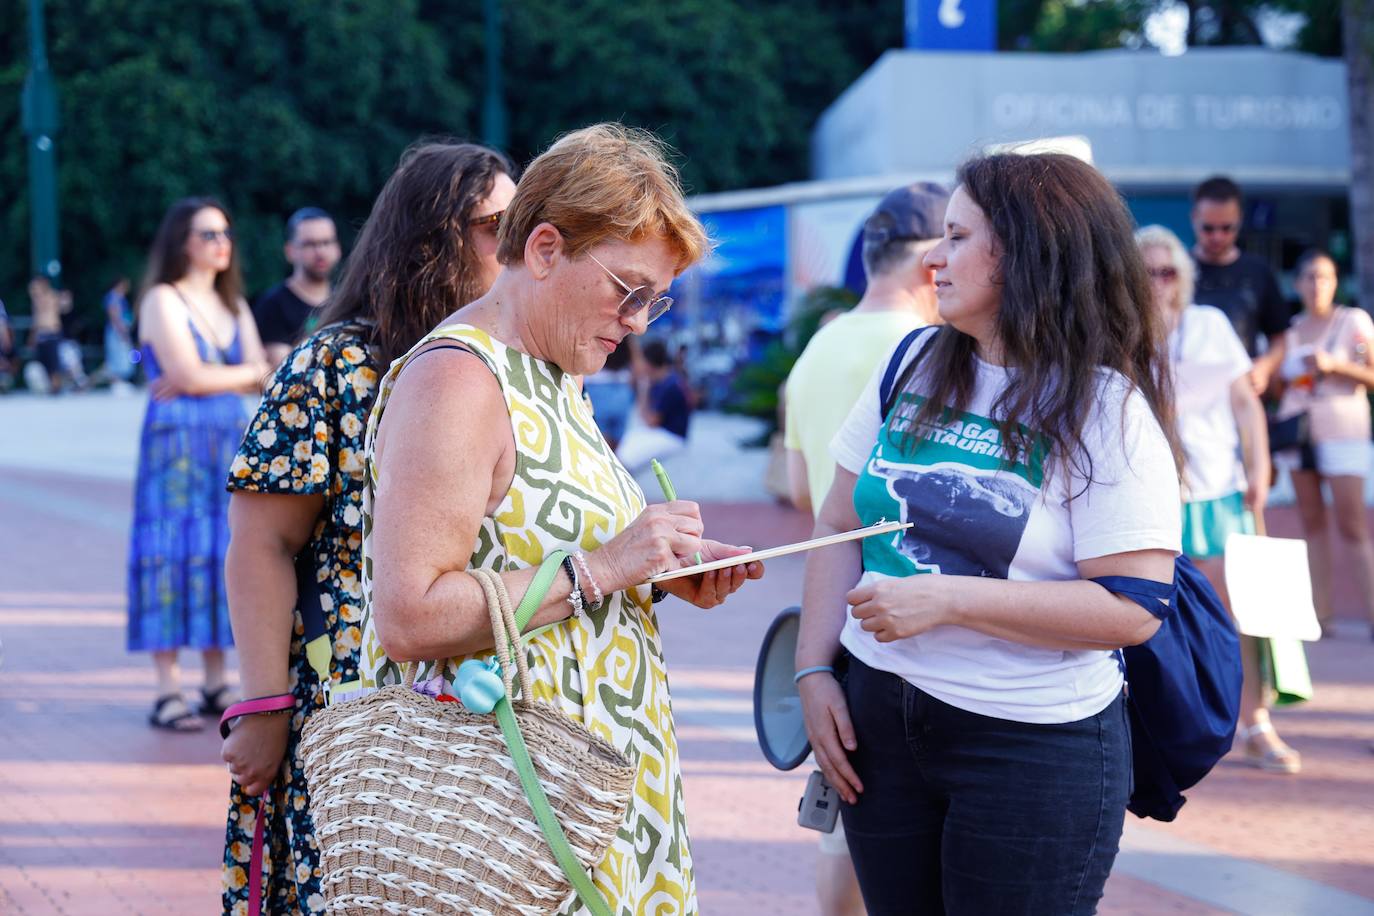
[{"xmin": 651, "ymin": 458, "xmax": 703, "ymax": 565}]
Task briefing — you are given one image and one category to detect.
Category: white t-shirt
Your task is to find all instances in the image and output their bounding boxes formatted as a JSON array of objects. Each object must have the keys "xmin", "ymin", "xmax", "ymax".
[
  {"xmin": 830, "ymin": 335, "xmax": 1182, "ymax": 724},
  {"xmin": 1169, "ymin": 305, "xmax": 1252, "ymax": 502}
]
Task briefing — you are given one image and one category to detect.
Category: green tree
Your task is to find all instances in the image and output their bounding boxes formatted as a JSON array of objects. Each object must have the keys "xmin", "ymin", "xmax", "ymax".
[
  {"xmin": 4, "ymin": 0, "xmax": 905, "ymax": 331},
  {"xmin": 2, "ymin": 0, "xmax": 467, "ymax": 327}
]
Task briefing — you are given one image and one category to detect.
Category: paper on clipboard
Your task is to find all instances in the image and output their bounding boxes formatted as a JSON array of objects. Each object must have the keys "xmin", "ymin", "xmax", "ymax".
[{"xmin": 646, "ymin": 520, "xmax": 912, "ymax": 583}]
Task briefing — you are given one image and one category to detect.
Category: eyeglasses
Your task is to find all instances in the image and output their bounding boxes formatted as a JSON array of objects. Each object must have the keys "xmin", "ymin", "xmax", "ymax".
[
  {"xmin": 294, "ymin": 238, "xmax": 338, "ymax": 251},
  {"xmin": 195, "ymin": 228, "xmax": 234, "ymax": 244},
  {"xmin": 469, "ymin": 210, "xmax": 504, "ymax": 229},
  {"xmin": 1147, "ymin": 267, "xmax": 1179, "ymax": 281},
  {"xmin": 587, "ymin": 252, "xmax": 673, "ymax": 324},
  {"xmin": 1199, "ymin": 223, "xmax": 1237, "ymax": 235}
]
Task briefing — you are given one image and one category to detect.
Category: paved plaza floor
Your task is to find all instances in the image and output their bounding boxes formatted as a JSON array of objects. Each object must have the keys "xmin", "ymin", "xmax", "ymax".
[{"xmin": 2, "ymin": 392, "xmax": 1373, "ymax": 914}]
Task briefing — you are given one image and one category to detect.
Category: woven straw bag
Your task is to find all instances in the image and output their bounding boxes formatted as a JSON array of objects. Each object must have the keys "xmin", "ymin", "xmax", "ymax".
[{"xmin": 300, "ymin": 558, "xmax": 636, "ymax": 915}]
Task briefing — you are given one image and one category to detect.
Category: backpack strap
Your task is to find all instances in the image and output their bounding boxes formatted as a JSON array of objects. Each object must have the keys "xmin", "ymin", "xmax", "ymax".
[
  {"xmin": 1089, "ymin": 573, "xmax": 1177, "ymax": 621},
  {"xmin": 879, "ymin": 326, "xmax": 940, "ymax": 418}
]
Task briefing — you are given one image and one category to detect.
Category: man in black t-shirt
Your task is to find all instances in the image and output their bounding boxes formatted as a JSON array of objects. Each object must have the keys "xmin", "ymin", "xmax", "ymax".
[
  {"xmin": 253, "ymin": 207, "xmax": 341, "ymax": 366},
  {"xmin": 1189, "ymin": 176, "xmax": 1290, "ymax": 389}
]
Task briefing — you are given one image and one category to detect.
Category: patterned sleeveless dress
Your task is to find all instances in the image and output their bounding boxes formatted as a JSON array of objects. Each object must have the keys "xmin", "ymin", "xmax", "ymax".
[{"xmin": 357, "ymin": 324, "xmax": 697, "ymax": 915}]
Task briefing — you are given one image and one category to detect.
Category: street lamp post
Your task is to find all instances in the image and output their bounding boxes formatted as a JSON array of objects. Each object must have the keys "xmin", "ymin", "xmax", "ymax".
[{"xmin": 21, "ymin": 0, "xmax": 62, "ymax": 285}]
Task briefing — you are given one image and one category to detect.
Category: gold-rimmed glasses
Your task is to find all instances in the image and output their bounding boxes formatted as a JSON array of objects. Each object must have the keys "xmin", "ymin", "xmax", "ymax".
[{"xmin": 587, "ymin": 252, "xmax": 673, "ymax": 324}]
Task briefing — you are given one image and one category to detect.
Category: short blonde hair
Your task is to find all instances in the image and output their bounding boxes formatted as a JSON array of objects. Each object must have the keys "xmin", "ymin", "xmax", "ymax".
[
  {"xmin": 497, "ymin": 123, "xmax": 710, "ymax": 273},
  {"xmin": 1135, "ymin": 224, "xmax": 1196, "ymax": 312}
]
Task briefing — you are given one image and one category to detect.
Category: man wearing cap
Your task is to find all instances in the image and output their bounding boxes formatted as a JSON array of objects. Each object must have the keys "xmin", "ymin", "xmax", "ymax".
[{"xmin": 782, "ymin": 181, "xmax": 948, "ymax": 916}]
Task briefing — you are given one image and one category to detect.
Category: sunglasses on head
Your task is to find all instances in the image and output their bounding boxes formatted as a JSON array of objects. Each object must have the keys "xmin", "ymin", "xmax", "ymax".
[
  {"xmin": 195, "ymin": 228, "xmax": 234, "ymax": 243},
  {"xmin": 587, "ymin": 252, "xmax": 673, "ymax": 324}
]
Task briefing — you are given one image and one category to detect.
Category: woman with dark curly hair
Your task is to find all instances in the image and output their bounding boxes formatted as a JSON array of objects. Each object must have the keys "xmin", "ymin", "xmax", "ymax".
[
  {"xmin": 218, "ymin": 141, "xmax": 516, "ymax": 915},
  {"xmin": 797, "ymin": 152, "xmax": 1183, "ymax": 915}
]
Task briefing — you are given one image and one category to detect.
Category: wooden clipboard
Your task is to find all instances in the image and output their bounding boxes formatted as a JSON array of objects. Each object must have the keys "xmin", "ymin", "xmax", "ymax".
[{"xmin": 646, "ymin": 520, "xmax": 911, "ymax": 583}]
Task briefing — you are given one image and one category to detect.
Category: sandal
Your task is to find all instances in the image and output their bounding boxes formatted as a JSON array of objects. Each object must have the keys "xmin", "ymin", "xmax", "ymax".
[
  {"xmin": 149, "ymin": 694, "xmax": 206, "ymax": 732},
  {"xmin": 1238, "ymin": 721, "xmax": 1301, "ymax": 774},
  {"xmin": 199, "ymin": 684, "xmax": 240, "ymax": 718}
]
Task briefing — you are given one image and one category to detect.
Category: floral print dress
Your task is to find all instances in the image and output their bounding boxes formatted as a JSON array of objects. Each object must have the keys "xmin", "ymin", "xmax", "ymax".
[{"xmin": 220, "ymin": 321, "xmax": 379, "ymax": 915}]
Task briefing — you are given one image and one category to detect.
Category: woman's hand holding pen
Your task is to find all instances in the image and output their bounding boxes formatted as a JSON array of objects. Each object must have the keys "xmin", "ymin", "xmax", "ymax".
[
  {"xmin": 582, "ymin": 501, "xmax": 763, "ymax": 609},
  {"xmin": 584, "ymin": 501, "xmax": 704, "ymax": 594},
  {"xmin": 848, "ymin": 575, "xmax": 959, "ymax": 643}
]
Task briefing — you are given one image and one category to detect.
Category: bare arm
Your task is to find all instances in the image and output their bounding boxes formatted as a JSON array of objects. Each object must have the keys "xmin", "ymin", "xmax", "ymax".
[
  {"xmin": 1318, "ymin": 352, "xmax": 1374, "ymax": 387},
  {"xmin": 786, "ymin": 448, "xmax": 813, "ymax": 515},
  {"xmin": 367, "ymin": 349, "xmax": 737, "ymax": 664},
  {"xmin": 225, "ymin": 491, "xmax": 325, "ymax": 695},
  {"xmin": 106, "ymin": 298, "xmax": 131, "ymax": 339},
  {"xmin": 235, "ymin": 298, "xmax": 269, "ymax": 389},
  {"xmin": 1230, "ymin": 373, "xmax": 1271, "ymax": 513},
  {"xmin": 139, "ymin": 287, "xmax": 268, "ymax": 395},
  {"xmin": 848, "ymin": 549, "xmax": 1170, "ymax": 651},
  {"xmin": 1249, "ymin": 333, "xmax": 1285, "ymax": 394},
  {"xmin": 796, "ymin": 466, "xmax": 862, "ymax": 671}
]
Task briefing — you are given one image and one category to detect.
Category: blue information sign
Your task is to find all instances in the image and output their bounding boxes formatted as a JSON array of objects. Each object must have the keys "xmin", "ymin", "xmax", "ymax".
[{"xmin": 905, "ymin": 0, "xmax": 996, "ymax": 52}]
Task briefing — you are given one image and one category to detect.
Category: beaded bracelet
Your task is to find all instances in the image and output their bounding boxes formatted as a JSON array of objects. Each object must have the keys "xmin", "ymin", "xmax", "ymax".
[
  {"xmin": 561, "ymin": 555, "xmax": 585, "ymax": 617},
  {"xmin": 573, "ymin": 552, "xmax": 604, "ymax": 610}
]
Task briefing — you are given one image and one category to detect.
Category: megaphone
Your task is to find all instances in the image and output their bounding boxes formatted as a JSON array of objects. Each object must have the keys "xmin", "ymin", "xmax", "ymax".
[{"xmin": 752, "ymin": 606, "xmax": 811, "ymax": 771}]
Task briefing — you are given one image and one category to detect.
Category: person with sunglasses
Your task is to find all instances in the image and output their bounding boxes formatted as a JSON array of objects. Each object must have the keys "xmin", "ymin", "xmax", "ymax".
[
  {"xmin": 1137, "ymin": 225, "xmax": 1301, "ymax": 773},
  {"xmin": 127, "ymin": 197, "xmax": 271, "ymax": 732},
  {"xmin": 1190, "ymin": 176, "xmax": 1291, "ymax": 392},
  {"xmin": 356, "ymin": 123, "xmax": 764, "ymax": 914},
  {"xmin": 218, "ymin": 142, "xmax": 516, "ymax": 915}
]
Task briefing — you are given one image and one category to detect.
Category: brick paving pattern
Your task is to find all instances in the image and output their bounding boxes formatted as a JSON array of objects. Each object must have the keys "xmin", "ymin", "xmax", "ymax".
[{"xmin": 2, "ymin": 466, "xmax": 1372, "ymax": 914}]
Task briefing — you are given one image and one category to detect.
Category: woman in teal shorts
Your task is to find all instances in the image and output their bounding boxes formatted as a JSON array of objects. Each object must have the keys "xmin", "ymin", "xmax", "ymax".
[{"xmin": 1138, "ymin": 224, "xmax": 1303, "ymax": 774}]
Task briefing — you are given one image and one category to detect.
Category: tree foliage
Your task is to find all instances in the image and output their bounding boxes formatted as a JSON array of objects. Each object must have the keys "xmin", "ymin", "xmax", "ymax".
[
  {"xmin": 1, "ymin": 0, "xmax": 900, "ymax": 325},
  {"xmin": 0, "ymin": 0, "xmax": 1355, "ymax": 328}
]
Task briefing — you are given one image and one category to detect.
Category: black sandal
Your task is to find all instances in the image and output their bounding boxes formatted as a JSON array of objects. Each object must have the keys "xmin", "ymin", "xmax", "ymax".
[
  {"xmin": 149, "ymin": 694, "xmax": 205, "ymax": 732},
  {"xmin": 199, "ymin": 684, "xmax": 239, "ymax": 717}
]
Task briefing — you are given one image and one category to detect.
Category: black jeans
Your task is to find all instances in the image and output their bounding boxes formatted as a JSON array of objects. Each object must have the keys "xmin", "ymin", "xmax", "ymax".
[{"xmin": 840, "ymin": 657, "xmax": 1132, "ymax": 915}]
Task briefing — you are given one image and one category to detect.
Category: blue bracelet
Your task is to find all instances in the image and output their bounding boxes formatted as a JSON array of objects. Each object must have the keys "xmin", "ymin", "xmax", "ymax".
[{"xmin": 793, "ymin": 665, "xmax": 835, "ymax": 684}]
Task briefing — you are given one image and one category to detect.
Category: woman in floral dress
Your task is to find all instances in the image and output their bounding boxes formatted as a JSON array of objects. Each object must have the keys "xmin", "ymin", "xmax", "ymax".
[{"xmin": 219, "ymin": 142, "xmax": 516, "ymax": 915}]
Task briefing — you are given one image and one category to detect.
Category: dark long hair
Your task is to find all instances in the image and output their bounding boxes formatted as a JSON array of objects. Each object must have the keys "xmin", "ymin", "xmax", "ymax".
[
  {"xmin": 139, "ymin": 196, "xmax": 243, "ymax": 314},
  {"xmin": 316, "ymin": 140, "xmax": 516, "ymax": 368},
  {"xmin": 892, "ymin": 153, "xmax": 1180, "ymax": 487}
]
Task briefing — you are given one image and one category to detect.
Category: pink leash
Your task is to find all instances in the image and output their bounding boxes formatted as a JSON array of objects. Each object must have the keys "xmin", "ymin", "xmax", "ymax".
[{"xmin": 220, "ymin": 694, "xmax": 296, "ymax": 914}]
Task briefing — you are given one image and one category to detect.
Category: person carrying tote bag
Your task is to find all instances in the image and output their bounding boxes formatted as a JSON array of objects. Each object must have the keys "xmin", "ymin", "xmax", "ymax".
[
  {"xmin": 299, "ymin": 555, "xmax": 634, "ymax": 914},
  {"xmin": 352, "ymin": 124, "xmax": 764, "ymax": 914}
]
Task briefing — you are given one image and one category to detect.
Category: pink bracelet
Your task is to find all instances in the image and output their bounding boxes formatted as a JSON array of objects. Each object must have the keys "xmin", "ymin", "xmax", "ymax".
[
  {"xmin": 219, "ymin": 693, "xmax": 295, "ymax": 739},
  {"xmin": 574, "ymin": 552, "xmax": 604, "ymax": 609}
]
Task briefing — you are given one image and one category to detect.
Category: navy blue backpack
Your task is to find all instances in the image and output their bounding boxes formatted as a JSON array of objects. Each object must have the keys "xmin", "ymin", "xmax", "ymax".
[{"xmin": 879, "ymin": 327, "xmax": 1244, "ymax": 823}]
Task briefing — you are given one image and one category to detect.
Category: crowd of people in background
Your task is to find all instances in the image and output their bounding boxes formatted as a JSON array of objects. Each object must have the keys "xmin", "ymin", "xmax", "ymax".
[{"xmin": 4, "ymin": 123, "xmax": 1369, "ymax": 916}]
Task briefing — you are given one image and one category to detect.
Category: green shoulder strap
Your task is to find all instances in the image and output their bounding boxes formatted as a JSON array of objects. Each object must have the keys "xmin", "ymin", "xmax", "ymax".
[{"xmin": 499, "ymin": 551, "xmax": 615, "ymax": 916}]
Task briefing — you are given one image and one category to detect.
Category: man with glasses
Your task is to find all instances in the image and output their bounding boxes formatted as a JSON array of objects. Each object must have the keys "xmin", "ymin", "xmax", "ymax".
[
  {"xmin": 252, "ymin": 207, "xmax": 342, "ymax": 367},
  {"xmin": 1190, "ymin": 176, "xmax": 1290, "ymax": 390}
]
